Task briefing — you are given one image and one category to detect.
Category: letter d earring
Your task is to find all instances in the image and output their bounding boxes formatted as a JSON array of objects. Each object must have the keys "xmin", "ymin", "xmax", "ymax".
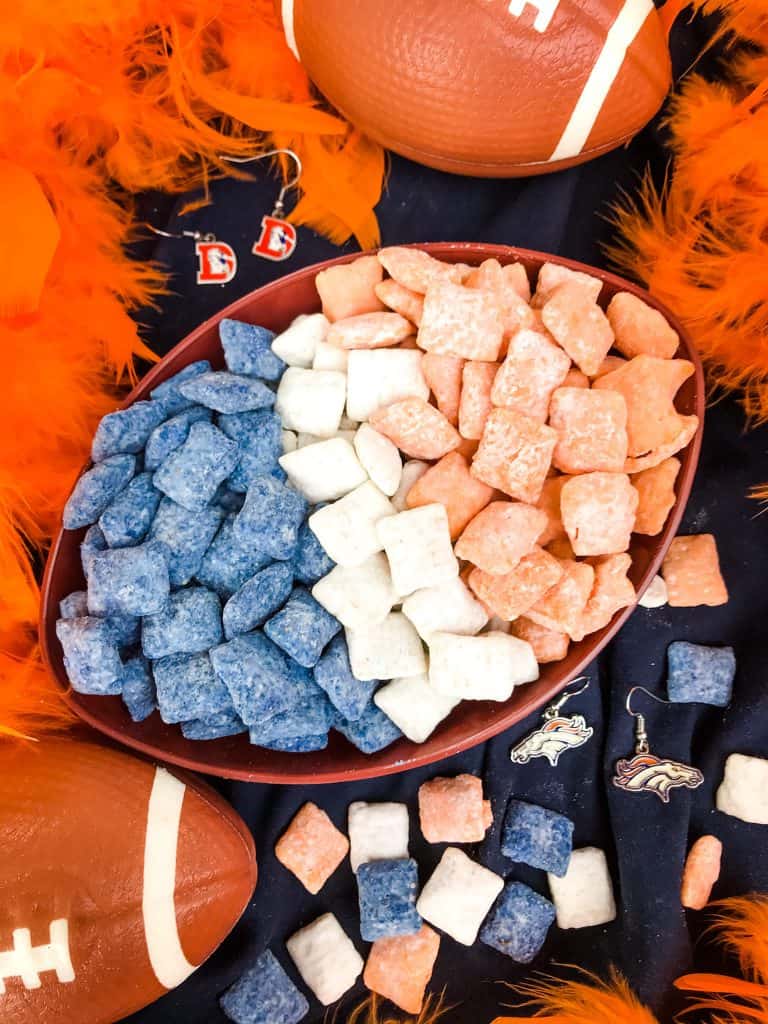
[
  {"xmin": 510, "ymin": 677, "xmax": 593, "ymax": 767},
  {"xmin": 612, "ymin": 686, "xmax": 704, "ymax": 803},
  {"xmin": 147, "ymin": 226, "xmax": 238, "ymax": 286},
  {"xmin": 221, "ymin": 148, "xmax": 301, "ymax": 262}
]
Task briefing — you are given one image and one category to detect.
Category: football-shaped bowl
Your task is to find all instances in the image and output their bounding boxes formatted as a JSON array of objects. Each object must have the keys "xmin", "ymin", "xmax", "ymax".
[
  {"xmin": 40, "ymin": 243, "xmax": 703, "ymax": 783},
  {"xmin": 0, "ymin": 736, "xmax": 256, "ymax": 1024},
  {"xmin": 275, "ymin": 0, "xmax": 671, "ymax": 175}
]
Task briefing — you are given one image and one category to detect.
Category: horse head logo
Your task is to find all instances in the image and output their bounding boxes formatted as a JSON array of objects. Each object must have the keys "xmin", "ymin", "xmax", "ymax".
[
  {"xmin": 612, "ymin": 754, "xmax": 704, "ymax": 803},
  {"xmin": 510, "ymin": 714, "xmax": 594, "ymax": 768}
]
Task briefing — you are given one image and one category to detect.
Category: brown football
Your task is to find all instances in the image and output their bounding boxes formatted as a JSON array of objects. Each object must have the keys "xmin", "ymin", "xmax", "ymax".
[
  {"xmin": 276, "ymin": 0, "xmax": 671, "ymax": 175},
  {"xmin": 0, "ymin": 737, "xmax": 256, "ymax": 1024}
]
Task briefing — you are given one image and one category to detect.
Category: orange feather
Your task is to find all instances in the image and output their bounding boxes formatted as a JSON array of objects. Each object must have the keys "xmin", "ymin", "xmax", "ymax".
[
  {"xmin": 344, "ymin": 993, "xmax": 451, "ymax": 1024},
  {"xmin": 492, "ymin": 968, "xmax": 659, "ymax": 1024}
]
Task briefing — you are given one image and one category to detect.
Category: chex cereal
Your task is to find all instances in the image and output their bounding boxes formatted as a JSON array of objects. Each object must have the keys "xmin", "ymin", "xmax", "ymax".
[
  {"xmin": 661, "ymin": 533, "xmax": 728, "ymax": 607},
  {"xmin": 406, "ymin": 451, "xmax": 493, "ymax": 539},
  {"xmin": 363, "ymin": 924, "xmax": 440, "ymax": 1014},
  {"xmin": 275, "ymin": 803, "xmax": 349, "ymax": 895},
  {"xmin": 418, "ymin": 774, "xmax": 492, "ymax": 843}
]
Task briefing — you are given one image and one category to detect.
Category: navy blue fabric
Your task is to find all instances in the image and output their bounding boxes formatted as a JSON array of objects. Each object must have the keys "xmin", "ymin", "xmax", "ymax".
[{"xmin": 124, "ymin": 22, "xmax": 768, "ymax": 1023}]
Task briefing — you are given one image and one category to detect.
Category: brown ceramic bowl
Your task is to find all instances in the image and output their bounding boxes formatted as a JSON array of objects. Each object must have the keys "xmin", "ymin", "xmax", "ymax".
[{"xmin": 40, "ymin": 243, "xmax": 704, "ymax": 783}]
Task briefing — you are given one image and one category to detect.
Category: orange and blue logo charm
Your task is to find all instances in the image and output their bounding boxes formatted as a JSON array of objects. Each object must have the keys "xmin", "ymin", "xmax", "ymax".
[
  {"xmin": 510, "ymin": 714, "xmax": 593, "ymax": 768},
  {"xmin": 612, "ymin": 753, "xmax": 704, "ymax": 804},
  {"xmin": 252, "ymin": 215, "xmax": 297, "ymax": 262},
  {"xmin": 195, "ymin": 240, "xmax": 238, "ymax": 285}
]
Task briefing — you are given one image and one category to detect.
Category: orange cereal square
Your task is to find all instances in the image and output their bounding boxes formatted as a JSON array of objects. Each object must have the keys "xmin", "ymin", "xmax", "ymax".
[
  {"xmin": 327, "ymin": 311, "xmax": 413, "ymax": 349},
  {"xmin": 624, "ymin": 416, "xmax": 698, "ymax": 473},
  {"xmin": 316, "ymin": 255, "xmax": 385, "ymax": 322},
  {"xmin": 275, "ymin": 802, "xmax": 349, "ymax": 895},
  {"xmin": 418, "ymin": 278, "xmax": 504, "ymax": 361},
  {"xmin": 375, "ymin": 278, "xmax": 425, "ymax": 326},
  {"xmin": 422, "ymin": 353, "xmax": 465, "ymax": 424},
  {"xmin": 491, "ymin": 327, "xmax": 571, "ymax": 422},
  {"xmin": 560, "ymin": 472, "xmax": 638, "ymax": 556},
  {"xmin": 532, "ymin": 262, "xmax": 603, "ymax": 308},
  {"xmin": 633, "ymin": 457, "xmax": 680, "ymax": 535},
  {"xmin": 369, "ymin": 397, "xmax": 461, "ymax": 460},
  {"xmin": 464, "ymin": 258, "xmax": 534, "ymax": 336},
  {"xmin": 541, "ymin": 283, "xmax": 615, "ymax": 376},
  {"xmin": 469, "ymin": 546, "xmax": 564, "ymax": 620},
  {"xmin": 472, "ymin": 408, "xmax": 557, "ymax": 504},
  {"xmin": 536, "ymin": 475, "xmax": 570, "ymax": 546},
  {"xmin": 364, "ymin": 925, "xmax": 441, "ymax": 1015},
  {"xmin": 607, "ymin": 292, "xmax": 679, "ymax": 360},
  {"xmin": 459, "ymin": 361, "xmax": 498, "ymax": 440},
  {"xmin": 549, "ymin": 387, "xmax": 628, "ymax": 474},
  {"xmin": 455, "ymin": 500, "xmax": 547, "ymax": 574},
  {"xmin": 527, "ymin": 558, "xmax": 595, "ymax": 637},
  {"xmin": 510, "ymin": 616, "xmax": 570, "ymax": 663},
  {"xmin": 571, "ymin": 553, "xmax": 636, "ymax": 640},
  {"xmin": 661, "ymin": 534, "xmax": 728, "ymax": 607},
  {"xmin": 406, "ymin": 451, "xmax": 494, "ymax": 539},
  {"xmin": 419, "ymin": 774, "xmax": 493, "ymax": 843},
  {"xmin": 378, "ymin": 246, "xmax": 468, "ymax": 293}
]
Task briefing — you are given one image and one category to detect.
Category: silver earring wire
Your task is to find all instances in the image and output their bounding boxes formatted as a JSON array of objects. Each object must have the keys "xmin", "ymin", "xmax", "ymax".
[
  {"xmin": 145, "ymin": 225, "xmax": 216, "ymax": 243},
  {"xmin": 543, "ymin": 676, "xmax": 590, "ymax": 719},
  {"xmin": 625, "ymin": 686, "xmax": 673, "ymax": 755},
  {"xmin": 219, "ymin": 148, "xmax": 303, "ymax": 218}
]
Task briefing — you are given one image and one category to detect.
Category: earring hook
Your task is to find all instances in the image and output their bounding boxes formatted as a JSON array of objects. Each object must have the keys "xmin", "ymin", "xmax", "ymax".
[
  {"xmin": 219, "ymin": 148, "xmax": 303, "ymax": 218},
  {"xmin": 625, "ymin": 685, "xmax": 672, "ymax": 718},
  {"xmin": 544, "ymin": 676, "xmax": 590, "ymax": 718},
  {"xmin": 625, "ymin": 686, "xmax": 672, "ymax": 755},
  {"xmin": 145, "ymin": 225, "xmax": 216, "ymax": 243}
]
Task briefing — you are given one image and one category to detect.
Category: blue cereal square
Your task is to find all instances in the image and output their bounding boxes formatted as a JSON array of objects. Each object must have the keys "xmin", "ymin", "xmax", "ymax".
[
  {"xmin": 223, "ymin": 564, "xmax": 293, "ymax": 639},
  {"xmin": 150, "ymin": 497, "xmax": 223, "ymax": 586},
  {"xmin": 293, "ymin": 521, "xmax": 335, "ymax": 585},
  {"xmin": 99, "ymin": 472, "xmax": 161, "ymax": 547},
  {"xmin": 195, "ymin": 515, "xmax": 271, "ymax": 597},
  {"xmin": 56, "ymin": 617, "xmax": 123, "ymax": 695},
  {"xmin": 179, "ymin": 371, "xmax": 275, "ymax": 414},
  {"xmin": 335, "ymin": 700, "xmax": 402, "ymax": 754},
  {"xmin": 144, "ymin": 407, "xmax": 212, "ymax": 471},
  {"xmin": 91, "ymin": 402, "xmax": 166, "ymax": 462},
  {"xmin": 150, "ymin": 360, "xmax": 211, "ymax": 415},
  {"xmin": 154, "ymin": 421, "xmax": 240, "ymax": 512},
  {"xmin": 210, "ymin": 633, "xmax": 297, "ymax": 724},
  {"xmin": 258, "ymin": 732, "xmax": 330, "ymax": 752},
  {"xmin": 219, "ymin": 949, "xmax": 308, "ymax": 1024},
  {"xmin": 60, "ymin": 590, "xmax": 88, "ymax": 619},
  {"xmin": 233, "ymin": 476, "xmax": 307, "ymax": 561},
  {"xmin": 357, "ymin": 859, "xmax": 421, "ymax": 941},
  {"xmin": 501, "ymin": 800, "xmax": 573, "ymax": 877},
  {"xmin": 218, "ymin": 411, "xmax": 284, "ymax": 493},
  {"xmin": 480, "ymin": 882, "xmax": 555, "ymax": 963},
  {"xmin": 263, "ymin": 587, "xmax": 341, "ymax": 668},
  {"xmin": 253, "ymin": 672, "xmax": 335, "ymax": 744},
  {"xmin": 220, "ymin": 319, "xmax": 285, "ymax": 382},
  {"xmin": 87, "ymin": 540, "xmax": 170, "ymax": 616},
  {"xmin": 119, "ymin": 656, "xmax": 157, "ymax": 722},
  {"xmin": 667, "ymin": 641, "xmax": 736, "ymax": 707},
  {"xmin": 313, "ymin": 635, "xmax": 377, "ymax": 721},
  {"xmin": 142, "ymin": 586, "xmax": 223, "ymax": 658},
  {"xmin": 105, "ymin": 609, "xmax": 141, "ymax": 648},
  {"xmin": 63, "ymin": 455, "xmax": 136, "ymax": 530},
  {"xmin": 153, "ymin": 652, "xmax": 233, "ymax": 723},
  {"xmin": 181, "ymin": 710, "xmax": 247, "ymax": 740},
  {"xmin": 81, "ymin": 524, "xmax": 108, "ymax": 579}
]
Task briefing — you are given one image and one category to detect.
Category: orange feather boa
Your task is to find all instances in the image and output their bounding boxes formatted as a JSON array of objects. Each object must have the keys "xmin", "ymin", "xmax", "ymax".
[{"xmin": 0, "ymin": 0, "xmax": 384, "ymax": 737}]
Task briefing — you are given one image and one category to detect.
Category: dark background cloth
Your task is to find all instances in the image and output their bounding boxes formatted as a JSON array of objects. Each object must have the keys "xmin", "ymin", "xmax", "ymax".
[{"xmin": 125, "ymin": 18, "xmax": 768, "ymax": 1024}]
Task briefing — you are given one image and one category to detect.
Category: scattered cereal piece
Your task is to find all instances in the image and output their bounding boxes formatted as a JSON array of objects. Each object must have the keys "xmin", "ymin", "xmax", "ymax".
[
  {"xmin": 346, "ymin": 612, "xmax": 427, "ymax": 681},
  {"xmin": 87, "ymin": 541, "xmax": 170, "ymax": 617},
  {"xmin": 369, "ymin": 397, "xmax": 461, "ymax": 460},
  {"xmin": 378, "ymin": 504, "xmax": 458, "ymax": 596},
  {"xmin": 275, "ymin": 802, "xmax": 349, "ymax": 895},
  {"xmin": 479, "ymin": 882, "xmax": 556, "ymax": 963},
  {"xmin": 99, "ymin": 472, "xmax": 161, "ymax": 547},
  {"xmin": 354, "ymin": 423, "xmax": 402, "ymax": 496},
  {"xmin": 419, "ymin": 774, "xmax": 492, "ymax": 843},
  {"xmin": 153, "ymin": 421, "xmax": 240, "ymax": 512},
  {"xmin": 549, "ymin": 388, "xmax": 629, "ymax": 474},
  {"xmin": 154, "ymin": 651, "xmax": 234, "ymax": 724},
  {"xmin": 532, "ymin": 262, "xmax": 603, "ymax": 307},
  {"xmin": 55, "ymin": 617, "xmax": 123, "ymax": 695},
  {"xmin": 632, "ymin": 457, "xmax": 680, "ymax": 536},
  {"xmin": 571, "ymin": 553, "xmax": 636, "ymax": 639},
  {"xmin": 309, "ymin": 481, "xmax": 395, "ymax": 567},
  {"xmin": 402, "ymin": 577, "xmax": 488, "ymax": 641},
  {"xmin": 279, "ymin": 437, "xmax": 367, "ymax": 504},
  {"xmin": 541, "ymin": 283, "xmax": 614, "ymax": 376},
  {"xmin": 315, "ymin": 255, "xmax": 385, "ymax": 322},
  {"xmin": 406, "ymin": 452, "xmax": 494, "ymax": 540},
  {"xmin": 358, "ymin": 859, "xmax": 421, "ymax": 940},
  {"xmin": 459, "ymin": 360, "xmax": 497, "ymax": 440},
  {"xmin": 327, "ymin": 311, "xmax": 413, "ymax": 350},
  {"xmin": 416, "ymin": 847, "xmax": 504, "ymax": 946},
  {"xmin": 275, "ymin": 367, "xmax": 346, "ymax": 437},
  {"xmin": 91, "ymin": 402, "xmax": 166, "ymax": 462},
  {"xmin": 638, "ymin": 574, "xmax": 668, "ymax": 609},
  {"xmin": 623, "ymin": 416, "xmax": 699, "ymax": 473},
  {"xmin": 271, "ymin": 313, "xmax": 328, "ymax": 368},
  {"xmin": 455, "ymin": 501, "xmax": 547, "ymax": 574},
  {"xmin": 219, "ymin": 949, "xmax": 309, "ymax": 1024},
  {"xmin": 428, "ymin": 630, "xmax": 539, "ymax": 702},
  {"xmin": 286, "ymin": 913, "xmax": 363, "ymax": 1006},
  {"xmin": 667, "ymin": 641, "xmax": 735, "ymax": 707},
  {"xmin": 312, "ymin": 553, "xmax": 396, "ymax": 629},
  {"xmin": 313, "ymin": 633, "xmax": 377, "ymax": 721},
  {"xmin": 263, "ymin": 587, "xmax": 341, "ymax": 668},
  {"xmin": 716, "ymin": 754, "xmax": 768, "ymax": 824},
  {"xmin": 222, "ymin": 564, "xmax": 294, "ymax": 639},
  {"xmin": 418, "ymin": 278, "xmax": 504, "ymax": 361},
  {"xmin": 681, "ymin": 836, "xmax": 722, "ymax": 911},
  {"xmin": 233, "ymin": 475, "xmax": 308, "ymax": 561},
  {"xmin": 661, "ymin": 534, "xmax": 728, "ymax": 607},
  {"xmin": 374, "ymin": 675, "xmax": 459, "ymax": 743},
  {"xmin": 527, "ymin": 559, "xmax": 595, "ymax": 638},
  {"xmin": 422, "ymin": 353, "xmax": 465, "ymax": 424},
  {"xmin": 472, "ymin": 409, "xmax": 557, "ymax": 503},
  {"xmin": 63, "ymin": 454, "xmax": 136, "ymax": 530},
  {"xmin": 548, "ymin": 847, "xmax": 616, "ymax": 929},
  {"xmin": 220, "ymin": 319, "xmax": 284, "ymax": 380},
  {"xmin": 469, "ymin": 547, "xmax": 564, "ymax": 620},
  {"xmin": 179, "ymin": 371, "xmax": 275, "ymax": 414},
  {"xmin": 491, "ymin": 327, "xmax": 571, "ymax": 422},
  {"xmin": 143, "ymin": 586, "xmax": 223, "ymax": 657},
  {"xmin": 375, "ymin": 278, "xmax": 425, "ymax": 326},
  {"xmin": 363, "ymin": 925, "xmax": 440, "ymax": 1015},
  {"xmin": 378, "ymin": 246, "xmax": 468, "ymax": 293},
  {"xmin": 607, "ymin": 292, "xmax": 679, "ymax": 360},
  {"xmin": 560, "ymin": 472, "xmax": 638, "ymax": 556},
  {"xmin": 346, "ymin": 349, "xmax": 429, "ymax": 422},
  {"xmin": 502, "ymin": 800, "xmax": 573, "ymax": 876},
  {"xmin": 150, "ymin": 360, "xmax": 211, "ymax": 416},
  {"xmin": 510, "ymin": 617, "xmax": 570, "ymax": 663},
  {"xmin": 348, "ymin": 801, "xmax": 410, "ymax": 873}
]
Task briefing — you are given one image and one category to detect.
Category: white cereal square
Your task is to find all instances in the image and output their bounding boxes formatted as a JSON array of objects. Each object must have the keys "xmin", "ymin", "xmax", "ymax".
[
  {"xmin": 374, "ymin": 674, "xmax": 459, "ymax": 744},
  {"xmin": 345, "ymin": 612, "xmax": 426, "ymax": 680},
  {"xmin": 402, "ymin": 577, "xmax": 488, "ymax": 641},
  {"xmin": 271, "ymin": 313, "xmax": 329, "ymax": 367},
  {"xmin": 279, "ymin": 438, "xmax": 368, "ymax": 503},
  {"xmin": 286, "ymin": 913, "xmax": 363, "ymax": 1005},
  {"xmin": 348, "ymin": 801, "xmax": 410, "ymax": 873},
  {"xmin": 716, "ymin": 753, "xmax": 768, "ymax": 824},
  {"xmin": 548, "ymin": 847, "xmax": 616, "ymax": 929},
  {"xmin": 377, "ymin": 504, "xmax": 458, "ymax": 597},
  {"xmin": 354, "ymin": 423, "xmax": 402, "ymax": 497},
  {"xmin": 428, "ymin": 631, "xmax": 538, "ymax": 701},
  {"xmin": 391, "ymin": 459, "xmax": 429, "ymax": 512},
  {"xmin": 416, "ymin": 847, "xmax": 503, "ymax": 946},
  {"xmin": 346, "ymin": 349, "xmax": 429, "ymax": 422},
  {"xmin": 281, "ymin": 430, "xmax": 297, "ymax": 454},
  {"xmin": 276, "ymin": 367, "xmax": 347, "ymax": 437},
  {"xmin": 308, "ymin": 482, "xmax": 394, "ymax": 567},
  {"xmin": 313, "ymin": 340, "xmax": 349, "ymax": 371},
  {"xmin": 312, "ymin": 553, "xmax": 396, "ymax": 629}
]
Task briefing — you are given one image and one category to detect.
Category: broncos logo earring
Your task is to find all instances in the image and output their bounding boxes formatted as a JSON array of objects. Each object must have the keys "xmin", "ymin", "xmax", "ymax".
[
  {"xmin": 612, "ymin": 686, "xmax": 704, "ymax": 804},
  {"xmin": 221, "ymin": 148, "xmax": 301, "ymax": 263},
  {"xmin": 147, "ymin": 225, "xmax": 238, "ymax": 285},
  {"xmin": 510, "ymin": 677, "xmax": 594, "ymax": 767}
]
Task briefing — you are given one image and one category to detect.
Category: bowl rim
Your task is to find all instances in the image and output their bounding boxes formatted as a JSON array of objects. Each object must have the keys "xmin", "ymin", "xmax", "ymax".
[{"xmin": 40, "ymin": 242, "xmax": 704, "ymax": 783}]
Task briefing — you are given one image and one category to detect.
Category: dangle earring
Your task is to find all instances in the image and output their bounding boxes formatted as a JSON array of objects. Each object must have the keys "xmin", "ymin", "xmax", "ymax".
[
  {"xmin": 221, "ymin": 148, "xmax": 302, "ymax": 262},
  {"xmin": 147, "ymin": 226, "xmax": 238, "ymax": 286},
  {"xmin": 612, "ymin": 686, "xmax": 704, "ymax": 803},
  {"xmin": 510, "ymin": 677, "xmax": 593, "ymax": 767}
]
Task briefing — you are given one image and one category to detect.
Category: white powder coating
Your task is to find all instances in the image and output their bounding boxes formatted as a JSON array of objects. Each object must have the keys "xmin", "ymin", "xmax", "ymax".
[
  {"xmin": 402, "ymin": 577, "xmax": 488, "ymax": 642},
  {"xmin": 716, "ymin": 754, "xmax": 768, "ymax": 825},
  {"xmin": 547, "ymin": 847, "xmax": 617, "ymax": 929},
  {"xmin": 348, "ymin": 801, "xmax": 410, "ymax": 873},
  {"xmin": 308, "ymin": 481, "xmax": 395, "ymax": 567},
  {"xmin": 416, "ymin": 847, "xmax": 504, "ymax": 945},
  {"xmin": 638, "ymin": 573, "xmax": 668, "ymax": 608},
  {"xmin": 346, "ymin": 349, "xmax": 429, "ymax": 422},
  {"xmin": 377, "ymin": 504, "xmax": 458, "ymax": 597},
  {"xmin": 286, "ymin": 913, "xmax": 363, "ymax": 1005},
  {"xmin": 354, "ymin": 423, "xmax": 403, "ymax": 497},
  {"xmin": 312, "ymin": 553, "xmax": 396, "ymax": 629},
  {"xmin": 428, "ymin": 631, "xmax": 539, "ymax": 701},
  {"xmin": 374, "ymin": 674, "xmax": 459, "ymax": 743},
  {"xmin": 271, "ymin": 313, "xmax": 328, "ymax": 368},
  {"xmin": 275, "ymin": 367, "xmax": 347, "ymax": 437},
  {"xmin": 279, "ymin": 437, "xmax": 368, "ymax": 504},
  {"xmin": 345, "ymin": 612, "xmax": 427, "ymax": 681}
]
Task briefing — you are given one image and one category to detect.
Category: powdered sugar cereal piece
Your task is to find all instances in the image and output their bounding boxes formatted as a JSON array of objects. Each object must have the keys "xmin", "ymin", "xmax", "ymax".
[
  {"xmin": 607, "ymin": 292, "xmax": 679, "ymax": 360},
  {"xmin": 472, "ymin": 409, "xmax": 557, "ymax": 503},
  {"xmin": 405, "ymin": 451, "xmax": 494, "ymax": 539},
  {"xmin": 560, "ymin": 472, "xmax": 638, "ymax": 556},
  {"xmin": 369, "ymin": 398, "xmax": 461, "ymax": 461}
]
